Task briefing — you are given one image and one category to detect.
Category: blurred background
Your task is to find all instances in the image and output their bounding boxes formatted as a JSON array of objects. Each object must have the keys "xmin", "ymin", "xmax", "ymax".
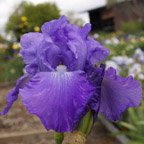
[{"xmin": 0, "ymin": 0, "xmax": 144, "ymax": 144}]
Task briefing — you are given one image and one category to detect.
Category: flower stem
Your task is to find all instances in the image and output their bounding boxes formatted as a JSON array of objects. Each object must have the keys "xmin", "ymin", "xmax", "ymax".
[
  {"xmin": 54, "ymin": 132, "xmax": 64, "ymax": 144},
  {"xmin": 86, "ymin": 113, "xmax": 94, "ymax": 135},
  {"xmin": 77, "ymin": 110, "xmax": 94, "ymax": 135}
]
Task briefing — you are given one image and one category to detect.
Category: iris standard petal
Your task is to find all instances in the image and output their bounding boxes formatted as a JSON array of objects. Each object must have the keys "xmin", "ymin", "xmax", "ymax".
[
  {"xmin": 50, "ymin": 23, "xmax": 88, "ymax": 70},
  {"xmin": 67, "ymin": 38, "xmax": 87, "ymax": 70},
  {"xmin": 42, "ymin": 16, "xmax": 88, "ymax": 71},
  {"xmin": 20, "ymin": 32, "xmax": 43, "ymax": 64},
  {"xmin": 20, "ymin": 71, "xmax": 95, "ymax": 132},
  {"xmin": 57, "ymin": 23, "xmax": 88, "ymax": 70},
  {"xmin": 86, "ymin": 37, "xmax": 109, "ymax": 65},
  {"xmin": 41, "ymin": 16, "xmax": 68, "ymax": 36},
  {"xmin": 100, "ymin": 67, "xmax": 142, "ymax": 121},
  {"xmin": 37, "ymin": 41, "xmax": 61, "ymax": 71},
  {"xmin": 20, "ymin": 32, "xmax": 44, "ymax": 74},
  {"xmin": 1, "ymin": 74, "xmax": 30, "ymax": 115},
  {"xmin": 80, "ymin": 23, "xmax": 91, "ymax": 39}
]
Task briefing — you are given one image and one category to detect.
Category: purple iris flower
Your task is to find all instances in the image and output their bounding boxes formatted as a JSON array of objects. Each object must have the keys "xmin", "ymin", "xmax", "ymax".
[{"xmin": 1, "ymin": 16, "xmax": 142, "ymax": 132}]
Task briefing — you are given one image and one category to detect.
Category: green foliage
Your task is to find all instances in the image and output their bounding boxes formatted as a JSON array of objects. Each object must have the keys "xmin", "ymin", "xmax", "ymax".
[
  {"xmin": 106, "ymin": 43, "xmax": 135, "ymax": 58},
  {"xmin": 0, "ymin": 35, "xmax": 7, "ymax": 43},
  {"xmin": 119, "ymin": 104, "xmax": 144, "ymax": 144},
  {"xmin": 54, "ymin": 133, "xmax": 64, "ymax": 144},
  {"xmin": 0, "ymin": 56, "xmax": 23, "ymax": 82},
  {"xmin": 96, "ymin": 31, "xmax": 144, "ymax": 59},
  {"xmin": 134, "ymin": 41, "xmax": 144, "ymax": 51},
  {"xmin": 121, "ymin": 21, "xmax": 143, "ymax": 34},
  {"xmin": 77, "ymin": 110, "xmax": 94, "ymax": 135},
  {"xmin": 6, "ymin": 1, "xmax": 60, "ymax": 41}
]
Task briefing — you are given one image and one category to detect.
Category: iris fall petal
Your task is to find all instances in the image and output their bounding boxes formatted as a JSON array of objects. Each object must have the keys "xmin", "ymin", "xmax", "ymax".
[
  {"xmin": 1, "ymin": 74, "xmax": 30, "ymax": 115},
  {"xmin": 100, "ymin": 67, "xmax": 142, "ymax": 121},
  {"xmin": 20, "ymin": 71, "xmax": 95, "ymax": 132}
]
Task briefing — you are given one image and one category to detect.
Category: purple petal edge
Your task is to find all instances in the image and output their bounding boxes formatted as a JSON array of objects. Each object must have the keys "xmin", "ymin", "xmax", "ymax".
[
  {"xmin": 100, "ymin": 67, "xmax": 142, "ymax": 121},
  {"xmin": 1, "ymin": 74, "xmax": 30, "ymax": 115}
]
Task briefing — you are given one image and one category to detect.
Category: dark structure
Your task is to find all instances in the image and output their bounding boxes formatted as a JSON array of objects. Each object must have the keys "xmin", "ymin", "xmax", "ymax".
[
  {"xmin": 88, "ymin": 0, "xmax": 144, "ymax": 32},
  {"xmin": 89, "ymin": 7, "xmax": 114, "ymax": 32}
]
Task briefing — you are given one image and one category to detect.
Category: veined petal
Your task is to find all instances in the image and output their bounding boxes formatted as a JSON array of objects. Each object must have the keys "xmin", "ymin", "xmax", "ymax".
[
  {"xmin": 1, "ymin": 74, "xmax": 30, "ymax": 115},
  {"xmin": 20, "ymin": 71, "xmax": 95, "ymax": 132},
  {"xmin": 100, "ymin": 67, "xmax": 142, "ymax": 121}
]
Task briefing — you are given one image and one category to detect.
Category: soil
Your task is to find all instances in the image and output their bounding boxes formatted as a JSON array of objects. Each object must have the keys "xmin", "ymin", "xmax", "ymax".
[{"xmin": 0, "ymin": 86, "xmax": 120, "ymax": 144}]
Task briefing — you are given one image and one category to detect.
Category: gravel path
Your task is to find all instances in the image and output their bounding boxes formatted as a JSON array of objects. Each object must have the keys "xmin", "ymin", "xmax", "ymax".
[{"xmin": 0, "ymin": 86, "xmax": 120, "ymax": 144}]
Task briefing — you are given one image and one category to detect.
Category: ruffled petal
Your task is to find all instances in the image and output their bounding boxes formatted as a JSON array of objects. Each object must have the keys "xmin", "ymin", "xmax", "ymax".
[
  {"xmin": 20, "ymin": 17, "xmax": 109, "ymax": 73},
  {"xmin": 86, "ymin": 37, "xmax": 109, "ymax": 64},
  {"xmin": 1, "ymin": 74, "xmax": 30, "ymax": 115},
  {"xmin": 37, "ymin": 41, "xmax": 61, "ymax": 71},
  {"xmin": 20, "ymin": 71, "xmax": 95, "ymax": 132},
  {"xmin": 59, "ymin": 23, "xmax": 88, "ymax": 70},
  {"xmin": 20, "ymin": 32, "xmax": 44, "ymax": 74},
  {"xmin": 42, "ymin": 16, "xmax": 88, "ymax": 71},
  {"xmin": 100, "ymin": 67, "xmax": 142, "ymax": 121},
  {"xmin": 80, "ymin": 23, "xmax": 91, "ymax": 39},
  {"xmin": 41, "ymin": 16, "xmax": 68, "ymax": 36},
  {"xmin": 20, "ymin": 32, "xmax": 43, "ymax": 64},
  {"xmin": 67, "ymin": 38, "xmax": 87, "ymax": 70}
]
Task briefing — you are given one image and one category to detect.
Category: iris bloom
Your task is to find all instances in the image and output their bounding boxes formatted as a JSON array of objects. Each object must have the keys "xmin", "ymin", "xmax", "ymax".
[{"xmin": 1, "ymin": 16, "xmax": 142, "ymax": 132}]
